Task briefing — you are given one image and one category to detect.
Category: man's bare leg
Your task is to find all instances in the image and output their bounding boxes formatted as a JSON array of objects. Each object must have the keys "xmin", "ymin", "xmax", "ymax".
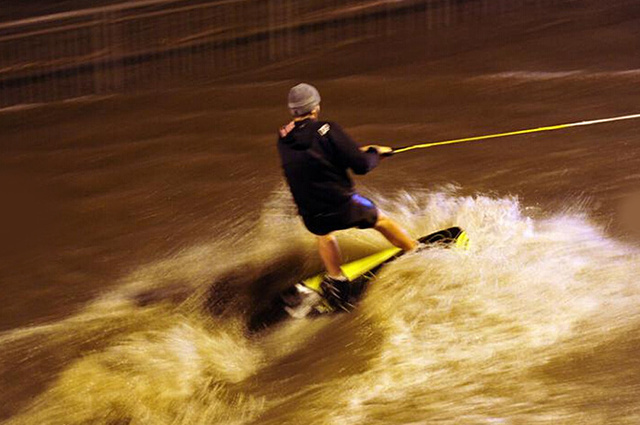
[
  {"xmin": 374, "ymin": 212, "xmax": 418, "ymax": 251},
  {"xmin": 318, "ymin": 213, "xmax": 415, "ymax": 278},
  {"xmin": 317, "ymin": 233, "xmax": 344, "ymax": 278}
]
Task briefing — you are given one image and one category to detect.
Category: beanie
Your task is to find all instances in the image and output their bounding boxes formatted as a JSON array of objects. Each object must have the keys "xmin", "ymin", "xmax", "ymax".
[{"xmin": 288, "ymin": 83, "xmax": 321, "ymax": 116}]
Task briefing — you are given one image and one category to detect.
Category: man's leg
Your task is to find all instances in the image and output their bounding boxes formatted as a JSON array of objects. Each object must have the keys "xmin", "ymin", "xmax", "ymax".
[
  {"xmin": 317, "ymin": 233, "xmax": 344, "ymax": 278},
  {"xmin": 374, "ymin": 212, "xmax": 417, "ymax": 251},
  {"xmin": 317, "ymin": 233, "xmax": 353, "ymax": 310}
]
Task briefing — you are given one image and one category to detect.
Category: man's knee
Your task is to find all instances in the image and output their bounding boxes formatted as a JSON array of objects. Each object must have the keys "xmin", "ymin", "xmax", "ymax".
[
  {"xmin": 374, "ymin": 211, "xmax": 389, "ymax": 229},
  {"xmin": 317, "ymin": 233, "xmax": 336, "ymax": 244}
]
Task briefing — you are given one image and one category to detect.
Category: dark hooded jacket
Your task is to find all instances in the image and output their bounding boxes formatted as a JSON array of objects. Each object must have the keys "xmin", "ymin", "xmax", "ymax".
[{"xmin": 277, "ymin": 119, "xmax": 379, "ymax": 217}]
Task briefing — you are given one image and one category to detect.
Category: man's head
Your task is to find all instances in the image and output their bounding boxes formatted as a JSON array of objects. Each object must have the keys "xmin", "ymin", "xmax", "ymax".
[{"xmin": 288, "ymin": 83, "xmax": 321, "ymax": 118}]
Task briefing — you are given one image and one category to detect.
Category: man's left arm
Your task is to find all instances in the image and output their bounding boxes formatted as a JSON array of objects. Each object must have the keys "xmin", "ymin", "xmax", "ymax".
[{"xmin": 327, "ymin": 122, "xmax": 380, "ymax": 175}]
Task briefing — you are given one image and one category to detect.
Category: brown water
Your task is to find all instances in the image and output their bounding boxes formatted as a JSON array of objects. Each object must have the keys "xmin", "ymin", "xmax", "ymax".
[{"xmin": 2, "ymin": 1, "xmax": 640, "ymax": 423}]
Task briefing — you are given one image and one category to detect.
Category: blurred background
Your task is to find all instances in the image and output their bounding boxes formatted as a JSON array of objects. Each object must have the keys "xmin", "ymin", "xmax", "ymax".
[
  {"xmin": 1, "ymin": 0, "xmax": 568, "ymax": 107},
  {"xmin": 1, "ymin": 1, "xmax": 640, "ymax": 424}
]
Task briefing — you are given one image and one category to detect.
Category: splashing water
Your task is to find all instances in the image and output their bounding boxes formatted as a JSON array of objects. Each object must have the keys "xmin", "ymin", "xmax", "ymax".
[{"xmin": 4, "ymin": 189, "xmax": 640, "ymax": 424}]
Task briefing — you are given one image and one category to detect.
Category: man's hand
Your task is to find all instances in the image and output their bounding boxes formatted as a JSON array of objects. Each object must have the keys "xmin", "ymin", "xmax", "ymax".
[{"xmin": 360, "ymin": 145, "xmax": 393, "ymax": 156}]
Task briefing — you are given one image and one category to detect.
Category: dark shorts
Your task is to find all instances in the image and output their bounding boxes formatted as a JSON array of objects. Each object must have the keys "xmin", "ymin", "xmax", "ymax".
[{"xmin": 302, "ymin": 194, "xmax": 379, "ymax": 236}]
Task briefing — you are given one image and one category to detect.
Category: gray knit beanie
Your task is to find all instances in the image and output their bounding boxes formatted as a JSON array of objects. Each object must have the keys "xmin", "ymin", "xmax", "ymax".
[{"xmin": 288, "ymin": 83, "xmax": 321, "ymax": 116}]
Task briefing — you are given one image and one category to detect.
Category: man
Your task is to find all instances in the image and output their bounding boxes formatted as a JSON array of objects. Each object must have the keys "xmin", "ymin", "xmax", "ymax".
[{"xmin": 277, "ymin": 83, "xmax": 417, "ymax": 309}]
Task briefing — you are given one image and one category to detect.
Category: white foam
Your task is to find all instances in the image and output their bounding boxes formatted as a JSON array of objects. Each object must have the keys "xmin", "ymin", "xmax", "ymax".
[{"xmin": 6, "ymin": 190, "xmax": 640, "ymax": 424}]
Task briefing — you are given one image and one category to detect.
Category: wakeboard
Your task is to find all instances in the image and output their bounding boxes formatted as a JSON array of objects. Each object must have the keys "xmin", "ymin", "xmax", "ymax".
[
  {"xmin": 248, "ymin": 227, "xmax": 468, "ymax": 331},
  {"xmin": 284, "ymin": 226, "xmax": 468, "ymax": 317}
]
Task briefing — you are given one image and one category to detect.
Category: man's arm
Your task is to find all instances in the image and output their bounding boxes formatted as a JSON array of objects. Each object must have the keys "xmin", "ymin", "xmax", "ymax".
[{"xmin": 327, "ymin": 122, "xmax": 380, "ymax": 175}]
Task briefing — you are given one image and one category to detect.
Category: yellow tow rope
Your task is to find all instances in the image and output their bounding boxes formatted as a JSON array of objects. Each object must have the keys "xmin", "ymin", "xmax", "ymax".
[{"xmin": 390, "ymin": 113, "xmax": 640, "ymax": 155}]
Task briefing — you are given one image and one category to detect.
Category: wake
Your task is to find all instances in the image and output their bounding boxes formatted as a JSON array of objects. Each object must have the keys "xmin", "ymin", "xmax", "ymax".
[{"xmin": 4, "ymin": 188, "xmax": 640, "ymax": 424}]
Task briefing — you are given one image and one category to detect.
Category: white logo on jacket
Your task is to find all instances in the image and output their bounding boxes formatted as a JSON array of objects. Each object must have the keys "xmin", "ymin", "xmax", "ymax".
[{"xmin": 317, "ymin": 123, "xmax": 330, "ymax": 136}]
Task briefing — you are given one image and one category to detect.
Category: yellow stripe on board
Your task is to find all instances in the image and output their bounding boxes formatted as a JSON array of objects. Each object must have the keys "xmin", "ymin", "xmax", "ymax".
[
  {"xmin": 303, "ymin": 247, "xmax": 401, "ymax": 292},
  {"xmin": 455, "ymin": 231, "xmax": 470, "ymax": 250},
  {"xmin": 341, "ymin": 247, "xmax": 401, "ymax": 280},
  {"xmin": 392, "ymin": 113, "xmax": 640, "ymax": 155}
]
